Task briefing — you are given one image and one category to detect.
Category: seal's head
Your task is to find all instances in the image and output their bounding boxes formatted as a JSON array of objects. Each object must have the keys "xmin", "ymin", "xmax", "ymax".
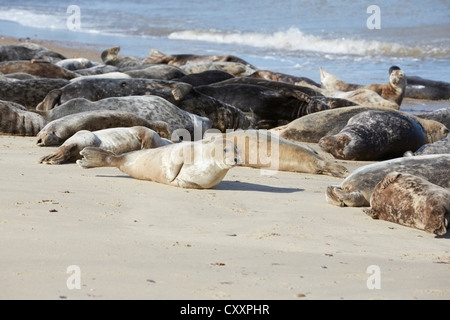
[
  {"xmin": 389, "ymin": 69, "xmax": 406, "ymax": 88},
  {"xmin": 36, "ymin": 130, "xmax": 62, "ymax": 146},
  {"xmin": 389, "ymin": 66, "xmax": 401, "ymax": 75},
  {"xmin": 202, "ymin": 137, "xmax": 241, "ymax": 170}
]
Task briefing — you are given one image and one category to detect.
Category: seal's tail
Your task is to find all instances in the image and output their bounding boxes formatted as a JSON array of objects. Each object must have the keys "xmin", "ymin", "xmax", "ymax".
[{"xmin": 76, "ymin": 147, "xmax": 119, "ymax": 169}]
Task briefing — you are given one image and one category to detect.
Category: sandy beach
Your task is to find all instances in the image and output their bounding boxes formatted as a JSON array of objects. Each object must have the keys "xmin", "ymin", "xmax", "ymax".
[{"xmin": 1, "ymin": 36, "xmax": 449, "ymax": 301}]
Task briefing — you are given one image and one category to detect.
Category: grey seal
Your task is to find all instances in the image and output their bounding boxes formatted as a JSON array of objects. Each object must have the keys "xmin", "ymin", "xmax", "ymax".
[
  {"xmin": 318, "ymin": 110, "xmax": 428, "ymax": 161},
  {"xmin": 326, "ymin": 154, "xmax": 450, "ymax": 207}
]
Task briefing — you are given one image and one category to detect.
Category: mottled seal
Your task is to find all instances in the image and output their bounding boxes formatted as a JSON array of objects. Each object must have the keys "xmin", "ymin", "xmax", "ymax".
[
  {"xmin": 143, "ymin": 49, "xmax": 255, "ymax": 68},
  {"xmin": 307, "ymin": 85, "xmax": 400, "ymax": 110},
  {"xmin": 0, "ymin": 60, "xmax": 79, "ymax": 79},
  {"xmin": 37, "ymin": 76, "xmax": 251, "ymax": 131},
  {"xmin": 0, "ymin": 43, "xmax": 66, "ymax": 63},
  {"xmin": 77, "ymin": 137, "xmax": 241, "ymax": 189},
  {"xmin": 124, "ymin": 64, "xmax": 186, "ymax": 80},
  {"xmin": 0, "ymin": 100, "xmax": 47, "ymax": 136},
  {"xmin": 36, "ymin": 78, "xmax": 193, "ymax": 111},
  {"xmin": 363, "ymin": 172, "xmax": 450, "ymax": 235},
  {"xmin": 213, "ymin": 76, "xmax": 323, "ymax": 98},
  {"xmin": 417, "ymin": 107, "xmax": 450, "ymax": 130},
  {"xmin": 270, "ymin": 106, "xmax": 449, "ymax": 144},
  {"xmin": 318, "ymin": 110, "xmax": 428, "ymax": 161},
  {"xmin": 0, "ymin": 78, "xmax": 70, "ymax": 109},
  {"xmin": 3, "ymin": 72, "xmax": 36, "ymax": 80},
  {"xmin": 320, "ymin": 67, "xmax": 449, "ymax": 101},
  {"xmin": 195, "ymin": 83, "xmax": 330, "ymax": 128},
  {"xmin": 180, "ymin": 62, "xmax": 258, "ymax": 77},
  {"xmin": 206, "ymin": 129, "xmax": 348, "ymax": 178},
  {"xmin": 249, "ymin": 70, "xmax": 321, "ymax": 87},
  {"xmin": 326, "ymin": 154, "xmax": 450, "ymax": 207},
  {"xmin": 75, "ymin": 65, "xmax": 121, "ymax": 76},
  {"xmin": 43, "ymin": 95, "xmax": 211, "ymax": 138},
  {"xmin": 36, "ymin": 110, "xmax": 171, "ymax": 146},
  {"xmin": 39, "ymin": 126, "xmax": 172, "ymax": 165},
  {"xmin": 55, "ymin": 58, "xmax": 98, "ymax": 71},
  {"xmin": 404, "ymin": 137, "xmax": 450, "ymax": 157},
  {"xmin": 101, "ymin": 46, "xmax": 154, "ymax": 70}
]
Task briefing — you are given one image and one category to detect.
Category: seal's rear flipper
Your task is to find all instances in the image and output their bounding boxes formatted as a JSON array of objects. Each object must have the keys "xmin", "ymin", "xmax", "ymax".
[
  {"xmin": 36, "ymin": 89, "xmax": 62, "ymax": 111},
  {"xmin": 77, "ymin": 147, "xmax": 119, "ymax": 169}
]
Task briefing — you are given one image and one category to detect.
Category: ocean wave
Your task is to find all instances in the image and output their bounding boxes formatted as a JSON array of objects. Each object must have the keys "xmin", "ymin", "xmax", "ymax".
[
  {"xmin": 168, "ymin": 27, "xmax": 449, "ymax": 59},
  {"xmin": 0, "ymin": 8, "xmax": 67, "ymax": 30},
  {"xmin": 0, "ymin": 7, "xmax": 121, "ymax": 37}
]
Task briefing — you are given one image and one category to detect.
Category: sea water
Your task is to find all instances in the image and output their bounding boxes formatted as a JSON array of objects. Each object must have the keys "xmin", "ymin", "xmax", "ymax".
[{"xmin": 0, "ymin": 0, "xmax": 448, "ymax": 112}]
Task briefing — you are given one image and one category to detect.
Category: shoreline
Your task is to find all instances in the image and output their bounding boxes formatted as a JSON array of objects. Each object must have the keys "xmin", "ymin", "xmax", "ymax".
[
  {"xmin": 0, "ymin": 35, "xmax": 104, "ymax": 63},
  {"xmin": 1, "ymin": 36, "xmax": 450, "ymax": 300}
]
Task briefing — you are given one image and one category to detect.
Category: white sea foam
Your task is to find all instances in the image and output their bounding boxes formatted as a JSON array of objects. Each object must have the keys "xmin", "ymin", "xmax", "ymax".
[
  {"xmin": 0, "ymin": 8, "xmax": 67, "ymax": 30},
  {"xmin": 169, "ymin": 27, "xmax": 448, "ymax": 58},
  {"xmin": 0, "ymin": 8, "xmax": 115, "ymax": 37}
]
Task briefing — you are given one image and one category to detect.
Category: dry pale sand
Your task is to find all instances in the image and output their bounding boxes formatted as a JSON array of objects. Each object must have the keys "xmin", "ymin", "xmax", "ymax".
[
  {"xmin": 0, "ymin": 135, "xmax": 449, "ymax": 300},
  {"xmin": 0, "ymin": 36, "xmax": 449, "ymax": 300}
]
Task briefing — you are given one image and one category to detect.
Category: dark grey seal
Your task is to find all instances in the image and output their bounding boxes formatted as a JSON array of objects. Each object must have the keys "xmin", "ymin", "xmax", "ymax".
[
  {"xmin": 318, "ymin": 110, "xmax": 428, "ymax": 161},
  {"xmin": 326, "ymin": 154, "xmax": 450, "ymax": 207},
  {"xmin": 0, "ymin": 78, "xmax": 70, "ymax": 109}
]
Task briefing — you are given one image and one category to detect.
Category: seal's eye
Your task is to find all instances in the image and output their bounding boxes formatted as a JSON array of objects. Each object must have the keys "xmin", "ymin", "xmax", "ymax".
[{"xmin": 223, "ymin": 148, "xmax": 229, "ymax": 153}]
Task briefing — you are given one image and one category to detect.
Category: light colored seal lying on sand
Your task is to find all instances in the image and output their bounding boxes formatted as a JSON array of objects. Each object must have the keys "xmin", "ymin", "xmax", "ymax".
[
  {"xmin": 39, "ymin": 126, "xmax": 172, "ymax": 165},
  {"xmin": 270, "ymin": 106, "xmax": 449, "ymax": 144},
  {"xmin": 320, "ymin": 67, "xmax": 406, "ymax": 106},
  {"xmin": 36, "ymin": 110, "xmax": 170, "ymax": 146},
  {"xmin": 206, "ymin": 129, "xmax": 348, "ymax": 178},
  {"xmin": 363, "ymin": 172, "xmax": 450, "ymax": 235},
  {"xmin": 77, "ymin": 137, "xmax": 241, "ymax": 189},
  {"xmin": 404, "ymin": 137, "xmax": 450, "ymax": 157},
  {"xmin": 318, "ymin": 110, "xmax": 428, "ymax": 161},
  {"xmin": 325, "ymin": 154, "xmax": 450, "ymax": 207}
]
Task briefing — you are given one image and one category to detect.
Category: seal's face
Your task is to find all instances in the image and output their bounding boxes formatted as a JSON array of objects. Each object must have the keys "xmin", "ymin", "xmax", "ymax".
[
  {"xmin": 36, "ymin": 130, "xmax": 61, "ymax": 146},
  {"xmin": 208, "ymin": 138, "xmax": 241, "ymax": 169},
  {"xmin": 390, "ymin": 70, "xmax": 406, "ymax": 88}
]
